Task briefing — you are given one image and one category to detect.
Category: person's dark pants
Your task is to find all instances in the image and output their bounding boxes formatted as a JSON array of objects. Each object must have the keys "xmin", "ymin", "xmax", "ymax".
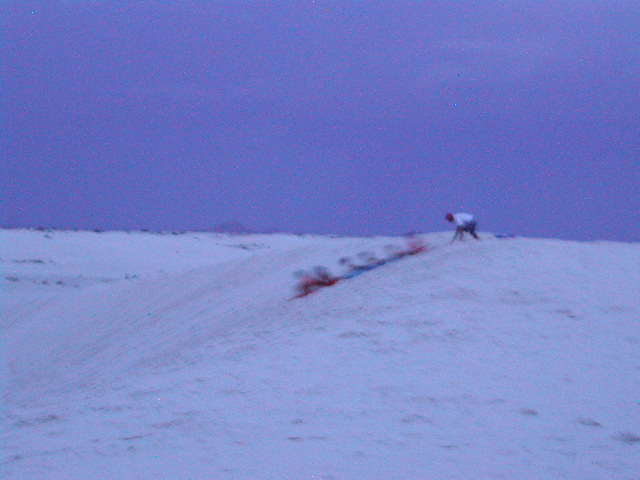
[
  {"xmin": 454, "ymin": 221, "xmax": 479, "ymax": 240},
  {"xmin": 463, "ymin": 221, "xmax": 479, "ymax": 239}
]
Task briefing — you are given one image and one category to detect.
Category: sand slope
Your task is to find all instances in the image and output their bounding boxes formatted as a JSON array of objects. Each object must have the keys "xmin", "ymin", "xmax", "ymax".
[{"xmin": 2, "ymin": 229, "xmax": 639, "ymax": 479}]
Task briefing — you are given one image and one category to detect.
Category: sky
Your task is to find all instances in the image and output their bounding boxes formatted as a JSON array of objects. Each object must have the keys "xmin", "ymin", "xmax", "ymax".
[{"xmin": 2, "ymin": 1, "xmax": 639, "ymax": 241}]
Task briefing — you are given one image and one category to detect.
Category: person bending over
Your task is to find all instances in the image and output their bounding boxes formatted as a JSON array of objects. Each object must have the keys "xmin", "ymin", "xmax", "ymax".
[{"xmin": 445, "ymin": 212, "xmax": 480, "ymax": 242}]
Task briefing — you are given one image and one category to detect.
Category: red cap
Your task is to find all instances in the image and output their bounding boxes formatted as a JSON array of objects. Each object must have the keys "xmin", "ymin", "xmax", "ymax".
[{"xmin": 445, "ymin": 213, "xmax": 454, "ymax": 222}]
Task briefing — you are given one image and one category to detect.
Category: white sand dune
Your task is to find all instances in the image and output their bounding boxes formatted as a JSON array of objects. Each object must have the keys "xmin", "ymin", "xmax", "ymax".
[{"xmin": 2, "ymin": 229, "xmax": 639, "ymax": 479}]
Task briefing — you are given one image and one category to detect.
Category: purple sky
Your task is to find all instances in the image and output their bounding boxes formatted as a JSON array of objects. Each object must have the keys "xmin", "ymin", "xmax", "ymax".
[{"xmin": 2, "ymin": 1, "xmax": 639, "ymax": 241}]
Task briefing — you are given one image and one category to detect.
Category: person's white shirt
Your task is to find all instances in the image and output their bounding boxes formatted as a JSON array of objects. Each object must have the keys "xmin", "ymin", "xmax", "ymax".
[{"xmin": 451, "ymin": 213, "xmax": 474, "ymax": 227}]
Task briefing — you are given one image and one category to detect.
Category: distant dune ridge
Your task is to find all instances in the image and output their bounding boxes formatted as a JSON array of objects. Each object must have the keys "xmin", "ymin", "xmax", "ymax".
[{"xmin": 2, "ymin": 229, "xmax": 639, "ymax": 479}]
